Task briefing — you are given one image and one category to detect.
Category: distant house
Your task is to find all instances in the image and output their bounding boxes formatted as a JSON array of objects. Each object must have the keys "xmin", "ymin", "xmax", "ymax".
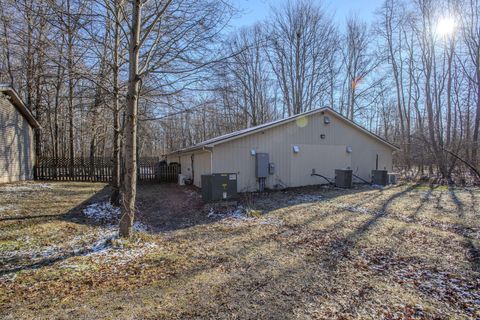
[
  {"xmin": 0, "ymin": 86, "xmax": 40, "ymax": 183},
  {"xmin": 167, "ymin": 107, "xmax": 399, "ymax": 192}
]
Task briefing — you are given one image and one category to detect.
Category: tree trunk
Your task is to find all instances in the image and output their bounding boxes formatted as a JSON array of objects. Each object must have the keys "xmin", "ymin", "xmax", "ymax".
[
  {"xmin": 66, "ymin": 0, "xmax": 75, "ymax": 177},
  {"xmin": 110, "ymin": 0, "xmax": 123, "ymax": 205},
  {"xmin": 119, "ymin": 0, "xmax": 141, "ymax": 237},
  {"xmin": 472, "ymin": 63, "xmax": 480, "ymax": 167}
]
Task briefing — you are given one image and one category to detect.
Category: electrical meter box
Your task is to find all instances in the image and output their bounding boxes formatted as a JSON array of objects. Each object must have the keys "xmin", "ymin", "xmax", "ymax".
[
  {"xmin": 255, "ymin": 153, "xmax": 269, "ymax": 178},
  {"xmin": 201, "ymin": 173, "xmax": 238, "ymax": 202},
  {"xmin": 335, "ymin": 169, "xmax": 353, "ymax": 188},
  {"xmin": 268, "ymin": 162, "xmax": 275, "ymax": 175},
  {"xmin": 372, "ymin": 170, "xmax": 388, "ymax": 186}
]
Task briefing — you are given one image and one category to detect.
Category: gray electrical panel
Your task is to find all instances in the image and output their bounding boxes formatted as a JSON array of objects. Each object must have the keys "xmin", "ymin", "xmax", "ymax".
[
  {"xmin": 335, "ymin": 169, "xmax": 352, "ymax": 188},
  {"xmin": 255, "ymin": 153, "xmax": 269, "ymax": 178},
  {"xmin": 201, "ymin": 173, "xmax": 238, "ymax": 202},
  {"xmin": 372, "ymin": 170, "xmax": 388, "ymax": 186}
]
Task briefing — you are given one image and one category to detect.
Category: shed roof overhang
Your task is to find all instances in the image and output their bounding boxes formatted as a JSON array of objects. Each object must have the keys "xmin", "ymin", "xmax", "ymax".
[{"xmin": 0, "ymin": 85, "xmax": 41, "ymax": 129}]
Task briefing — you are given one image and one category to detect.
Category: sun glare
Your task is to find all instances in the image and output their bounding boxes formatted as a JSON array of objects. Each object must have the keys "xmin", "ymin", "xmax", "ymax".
[{"xmin": 436, "ymin": 17, "xmax": 456, "ymax": 36}]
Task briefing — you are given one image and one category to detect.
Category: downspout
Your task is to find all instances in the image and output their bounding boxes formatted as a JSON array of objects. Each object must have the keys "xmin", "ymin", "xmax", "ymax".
[{"xmin": 191, "ymin": 153, "xmax": 194, "ymax": 184}]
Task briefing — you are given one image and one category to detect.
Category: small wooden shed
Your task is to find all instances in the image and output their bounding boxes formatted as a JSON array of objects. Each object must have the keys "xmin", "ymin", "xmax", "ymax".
[
  {"xmin": 167, "ymin": 107, "xmax": 399, "ymax": 192},
  {"xmin": 0, "ymin": 86, "xmax": 40, "ymax": 183}
]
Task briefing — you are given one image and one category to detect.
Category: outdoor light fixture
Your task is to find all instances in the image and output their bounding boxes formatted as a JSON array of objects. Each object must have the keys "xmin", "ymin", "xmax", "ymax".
[
  {"xmin": 250, "ymin": 149, "xmax": 256, "ymax": 156},
  {"xmin": 324, "ymin": 116, "xmax": 331, "ymax": 124},
  {"xmin": 293, "ymin": 145, "xmax": 300, "ymax": 153},
  {"xmin": 346, "ymin": 146, "xmax": 353, "ymax": 153}
]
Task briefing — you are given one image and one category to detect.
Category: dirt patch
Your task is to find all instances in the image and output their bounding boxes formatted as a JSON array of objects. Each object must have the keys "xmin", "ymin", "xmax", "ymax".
[
  {"xmin": 135, "ymin": 183, "xmax": 209, "ymax": 231},
  {"xmin": 134, "ymin": 183, "xmax": 367, "ymax": 231}
]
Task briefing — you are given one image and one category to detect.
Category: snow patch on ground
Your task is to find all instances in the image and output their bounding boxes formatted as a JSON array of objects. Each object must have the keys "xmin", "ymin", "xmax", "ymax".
[
  {"xmin": 86, "ymin": 241, "xmax": 158, "ymax": 265},
  {"xmin": 363, "ymin": 250, "xmax": 480, "ymax": 316},
  {"xmin": 82, "ymin": 201, "xmax": 149, "ymax": 232},
  {"xmin": 0, "ymin": 229, "xmax": 118, "ymax": 278},
  {"xmin": 342, "ymin": 205, "xmax": 372, "ymax": 215},
  {"xmin": 420, "ymin": 191, "xmax": 432, "ymax": 201},
  {"xmin": 0, "ymin": 204, "xmax": 14, "ymax": 213},
  {"xmin": 1, "ymin": 228, "xmax": 157, "ymax": 279},
  {"xmin": 83, "ymin": 201, "xmax": 148, "ymax": 232},
  {"xmin": 75, "ymin": 231, "xmax": 117, "ymax": 256},
  {"xmin": 287, "ymin": 194, "xmax": 324, "ymax": 205},
  {"xmin": 0, "ymin": 183, "xmax": 53, "ymax": 192},
  {"xmin": 338, "ymin": 204, "xmax": 385, "ymax": 216},
  {"xmin": 83, "ymin": 201, "xmax": 121, "ymax": 223},
  {"xmin": 259, "ymin": 216, "xmax": 284, "ymax": 226},
  {"xmin": 207, "ymin": 207, "xmax": 253, "ymax": 221},
  {"xmin": 133, "ymin": 221, "xmax": 149, "ymax": 232},
  {"xmin": 207, "ymin": 206, "xmax": 284, "ymax": 226}
]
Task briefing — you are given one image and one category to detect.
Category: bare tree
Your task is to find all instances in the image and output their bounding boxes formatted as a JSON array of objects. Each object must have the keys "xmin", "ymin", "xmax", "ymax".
[
  {"xmin": 119, "ymin": 0, "xmax": 234, "ymax": 237},
  {"xmin": 221, "ymin": 24, "xmax": 277, "ymax": 127},
  {"xmin": 267, "ymin": 0, "xmax": 338, "ymax": 116},
  {"xmin": 459, "ymin": 0, "xmax": 480, "ymax": 167},
  {"xmin": 378, "ymin": 0, "xmax": 412, "ymax": 167},
  {"xmin": 341, "ymin": 16, "xmax": 378, "ymax": 121}
]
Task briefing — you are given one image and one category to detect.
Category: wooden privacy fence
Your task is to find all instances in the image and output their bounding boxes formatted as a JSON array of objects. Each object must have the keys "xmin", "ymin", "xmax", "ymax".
[{"xmin": 34, "ymin": 157, "xmax": 180, "ymax": 183}]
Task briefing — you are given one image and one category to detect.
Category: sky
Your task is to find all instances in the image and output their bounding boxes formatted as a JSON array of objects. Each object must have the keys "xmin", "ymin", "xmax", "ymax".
[{"xmin": 229, "ymin": 0, "xmax": 385, "ymax": 29}]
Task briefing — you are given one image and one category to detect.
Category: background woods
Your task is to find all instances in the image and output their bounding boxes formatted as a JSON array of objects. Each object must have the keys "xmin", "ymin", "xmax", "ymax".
[{"xmin": 1, "ymin": 0, "xmax": 479, "ymax": 184}]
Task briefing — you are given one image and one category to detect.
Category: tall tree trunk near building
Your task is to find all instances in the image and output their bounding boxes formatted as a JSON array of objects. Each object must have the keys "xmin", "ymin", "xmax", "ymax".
[
  {"xmin": 417, "ymin": 0, "xmax": 449, "ymax": 179},
  {"xmin": 460, "ymin": 0, "xmax": 480, "ymax": 169},
  {"xmin": 110, "ymin": 1, "xmax": 122, "ymax": 205},
  {"xmin": 66, "ymin": 0, "xmax": 75, "ymax": 177},
  {"xmin": 473, "ymin": 77, "xmax": 480, "ymax": 165},
  {"xmin": 119, "ymin": 0, "xmax": 141, "ymax": 238},
  {"xmin": 381, "ymin": 0, "xmax": 409, "ymax": 167}
]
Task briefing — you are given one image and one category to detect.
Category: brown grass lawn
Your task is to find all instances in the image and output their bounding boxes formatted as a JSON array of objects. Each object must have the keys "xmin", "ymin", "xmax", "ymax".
[{"xmin": 0, "ymin": 181, "xmax": 479, "ymax": 319}]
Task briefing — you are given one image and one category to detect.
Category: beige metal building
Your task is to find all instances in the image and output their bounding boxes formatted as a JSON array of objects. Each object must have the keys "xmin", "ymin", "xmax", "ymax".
[
  {"xmin": 167, "ymin": 107, "xmax": 398, "ymax": 192},
  {"xmin": 0, "ymin": 86, "xmax": 40, "ymax": 183}
]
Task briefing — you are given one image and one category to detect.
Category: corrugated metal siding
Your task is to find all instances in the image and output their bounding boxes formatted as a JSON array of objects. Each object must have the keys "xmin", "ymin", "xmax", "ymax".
[
  {"xmin": 179, "ymin": 154, "xmax": 192, "ymax": 178},
  {"xmin": 212, "ymin": 111, "xmax": 393, "ymax": 191},
  {"xmin": 193, "ymin": 152, "xmax": 211, "ymax": 188},
  {"xmin": 0, "ymin": 94, "xmax": 35, "ymax": 183},
  {"xmin": 170, "ymin": 151, "xmax": 211, "ymax": 188},
  {"xmin": 290, "ymin": 144, "xmax": 351, "ymax": 187},
  {"xmin": 331, "ymin": 116, "xmax": 393, "ymax": 181}
]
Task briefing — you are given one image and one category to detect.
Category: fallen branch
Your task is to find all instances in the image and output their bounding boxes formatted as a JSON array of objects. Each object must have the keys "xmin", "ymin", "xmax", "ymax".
[{"xmin": 442, "ymin": 147, "xmax": 480, "ymax": 181}]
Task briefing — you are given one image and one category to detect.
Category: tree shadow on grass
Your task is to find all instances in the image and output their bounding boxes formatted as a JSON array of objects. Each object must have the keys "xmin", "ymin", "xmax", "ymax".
[
  {"xmin": 447, "ymin": 185, "xmax": 480, "ymax": 272},
  {"xmin": 135, "ymin": 182, "xmax": 387, "ymax": 233},
  {"xmin": 411, "ymin": 183, "xmax": 434, "ymax": 219},
  {"xmin": 166, "ymin": 183, "xmax": 397, "ymax": 245},
  {"xmin": 7, "ymin": 182, "xmax": 478, "ymax": 319},
  {"xmin": 0, "ymin": 213, "xmax": 66, "ymax": 222},
  {"xmin": 320, "ymin": 183, "xmax": 420, "ymax": 269},
  {"xmin": 1, "ymin": 182, "xmax": 402, "ymax": 319},
  {"xmin": 139, "ymin": 183, "xmax": 427, "ymax": 318},
  {"xmin": 0, "ymin": 184, "xmax": 111, "ymax": 224},
  {"xmin": 0, "ymin": 236, "xmax": 113, "ymax": 276},
  {"xmin": 0, "ymin": 184, "xmax": 115, "ymax": 276},
  {"xmin": 206, "ymin": 182, "xmax": 478, "ymax": 318}
]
